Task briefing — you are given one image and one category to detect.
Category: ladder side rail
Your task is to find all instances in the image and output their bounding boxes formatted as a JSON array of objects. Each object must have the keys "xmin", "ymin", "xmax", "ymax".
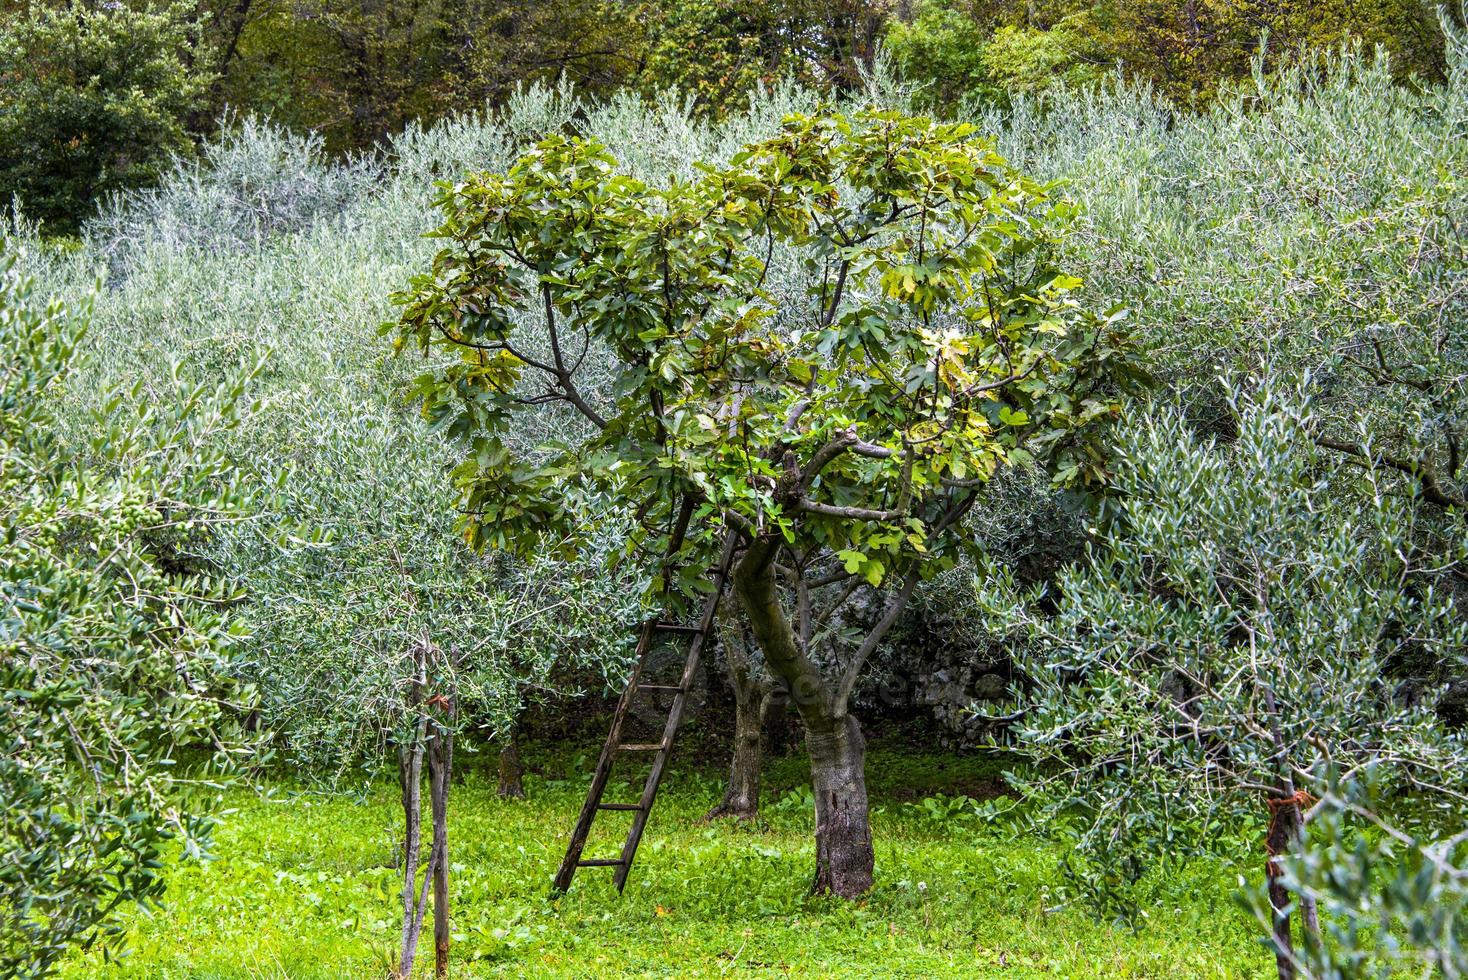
[
  {"xmin": 551, "ymin": 618, "xmax": 657, "ymax": 892},
  {"xmin": 612, "ymin": 637, "xmax": 701, "ymax": 891},
  {"xmin": 696, "ymin": 531, "xmax": 740, "ymax": 634},
  {"xmin": 613, "ymin": 533, "xmax": 741, "ymax": 891}
]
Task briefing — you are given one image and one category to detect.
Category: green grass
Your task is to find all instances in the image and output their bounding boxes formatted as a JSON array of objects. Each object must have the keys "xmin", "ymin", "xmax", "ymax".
[{"xmin": 63, "ymin": 745, "xmax": 1272, "ymax": 978}]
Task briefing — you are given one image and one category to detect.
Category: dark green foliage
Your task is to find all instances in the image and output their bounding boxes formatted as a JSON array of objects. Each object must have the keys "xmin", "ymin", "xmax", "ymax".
[
  {"xmin": 885, "ymin": 2, "xmax": 998, "ymax": 111},
  {"xmin": 209, "ymin": 0, "xmax": 642, "ymax": 151},
  {"xmin": 0, "ymin": 1, "xmax": 213, "ymax": 233},
  {"xmin": 886, "ymin": 1, "xmax": 1106, "ymax": 112},
  {"xmin": 638, "ymin": 0, "xmax": 885, "ymax": 114},
  {"xmin": 885, "ymin": 0, "xmax": 1454, "ymax": 112}
]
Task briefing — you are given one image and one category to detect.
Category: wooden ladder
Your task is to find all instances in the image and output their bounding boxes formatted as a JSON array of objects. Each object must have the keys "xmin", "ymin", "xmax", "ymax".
[{"xmin": 551, "ymin": 532, "xmax": 737, "ymax": 895}]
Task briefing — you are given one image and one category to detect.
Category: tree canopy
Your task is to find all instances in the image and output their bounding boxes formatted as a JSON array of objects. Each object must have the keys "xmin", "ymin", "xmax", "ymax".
[{"xmin": 393, "ymin": 109, "xmax": 1139, "ymax": 581}]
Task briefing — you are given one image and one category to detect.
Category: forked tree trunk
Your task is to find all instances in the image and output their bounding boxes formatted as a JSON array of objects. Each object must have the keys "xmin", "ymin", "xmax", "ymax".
[
  {"xmin": 732, "ymin": 534, "xmax": 885, "ymax": 899},
  {"xmin": 396, "ymin": 737, "xmax": 436, "ymax": 978},
  {"xmin": 1260, "ymin": 684, "xmax": 1312, "ymax": 980},
  {"xmin": 498, "ymin": 735, "xmax": 525, "ymax": 799},
  {"xmin": 397, "ymin": 719, "xmax": 451, "ymax": 980},
  {"xmin": 807, "ymin": 714, "xmax": 873, "ymax": 897}
]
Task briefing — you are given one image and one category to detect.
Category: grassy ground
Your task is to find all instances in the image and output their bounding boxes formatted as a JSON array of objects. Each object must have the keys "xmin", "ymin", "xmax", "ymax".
[{"xmin": 63, "ymin": 743, "xmax": 1272, "ymax": 978}]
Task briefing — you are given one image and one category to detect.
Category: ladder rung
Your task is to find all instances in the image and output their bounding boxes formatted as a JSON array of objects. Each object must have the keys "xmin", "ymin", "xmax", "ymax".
[
  {"xmin": 652, "ymin": 622, "xmax": 702, "ymax": 635},
  {"xmin": 637, "ymin": 683, "xmax": 684, "ymax": 692},
  {"xmin": 597, "ymin": 803, "xmax": 643, "ymax": 811},
  {"xmin": 618, "ymin": 742, "xmax": 666, "ymax": 752},
  {"xmin": 576, "ymin": 859, "xmax": 625, "ymax": 867}
]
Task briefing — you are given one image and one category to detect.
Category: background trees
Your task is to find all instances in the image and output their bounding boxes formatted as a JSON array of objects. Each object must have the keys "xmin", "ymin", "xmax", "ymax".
[
  {"xmin": 206, "ymin": 0, "xmax": 644, "ymax": 151},
  {"xmin": 0, "ymin": 0, "xmax": 214, "ymax": 233},
  {"xmin": 3, "ymin": 0, "xmax": 1455, "ymax": 224},
  {"xmin": 639, "ymin": 0, "xmax": 887, "ymax": 112}
]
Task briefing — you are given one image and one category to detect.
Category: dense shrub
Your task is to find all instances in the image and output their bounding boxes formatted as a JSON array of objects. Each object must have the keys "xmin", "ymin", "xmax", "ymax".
[
  {"xmin": 0, "ymin": 1, "xmax": 212, "ymax": 234},
  {"xmin": 980, "ymin": 389, "xmax": 1467, "ymax": 924},
  {"xmin": 89, "ymin": 116, "xmax": 383, "ymax": 268},
  {"xmin": 1240, "ymin": 766, "xmax": 1468, "ymax": 976}
]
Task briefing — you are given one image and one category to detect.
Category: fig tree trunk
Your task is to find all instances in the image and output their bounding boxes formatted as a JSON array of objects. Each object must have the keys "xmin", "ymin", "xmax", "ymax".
[
  {"xmin": 807, "ymin": 714, "xmax": 873, "ymax": 896},
  {"xmin": 732, "ymin": 534, "xmax": 879, "ymax": 898}
]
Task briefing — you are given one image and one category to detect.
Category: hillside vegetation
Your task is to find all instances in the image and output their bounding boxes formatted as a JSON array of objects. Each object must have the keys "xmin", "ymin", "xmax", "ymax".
[{"xmin": 3, "ymin": 29, "xmax": 1465, "ymax": 980}]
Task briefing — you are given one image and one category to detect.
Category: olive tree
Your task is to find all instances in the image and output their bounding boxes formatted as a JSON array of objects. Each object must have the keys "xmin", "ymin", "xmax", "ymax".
[
  {"xmin": 1241, "ymin": 765, "xmax": 1468, "ymax": 978},
  {"xmin": 392, "ymin": 108, "xmax": 1139, "ymax": 896},
  {"xmin": 979, "ymin": 385, "xmax": 1468, "ymax": 979},
  {"xmin": 204, "ymin": 219, "xmax": 642, "ymax": 980},
  {"xmin": 0, "ymin": 250, "xmax": 261, "ymax": 976}
]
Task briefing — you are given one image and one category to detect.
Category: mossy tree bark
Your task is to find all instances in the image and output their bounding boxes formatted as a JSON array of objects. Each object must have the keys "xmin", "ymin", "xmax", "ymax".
[{"xmin": 807, "ymin": 715, "xmax": 872, "ymax": 895}]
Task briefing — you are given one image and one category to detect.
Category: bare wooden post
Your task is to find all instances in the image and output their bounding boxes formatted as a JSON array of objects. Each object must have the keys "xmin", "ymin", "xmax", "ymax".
[
  {"xmin": 396, "ymin": 644, "xmax": 428, "ymax": 980},
  {"xmin": 428, "ymin": 693, "xmax": 455, "ymax": 980}
]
